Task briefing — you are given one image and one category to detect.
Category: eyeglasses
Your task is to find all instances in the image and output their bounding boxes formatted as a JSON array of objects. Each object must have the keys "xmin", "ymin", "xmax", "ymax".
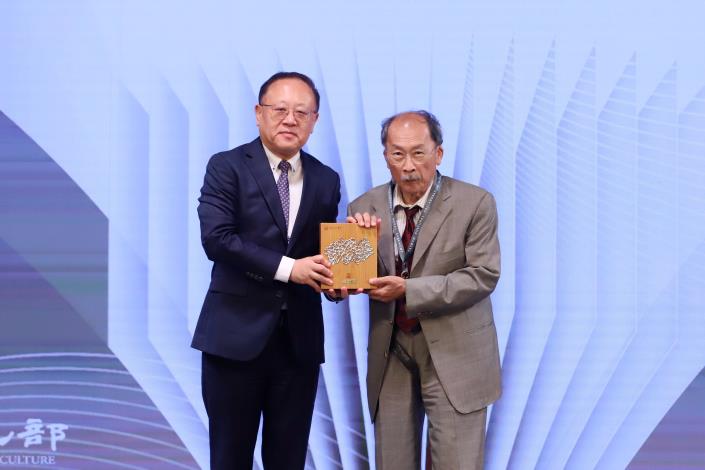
[
  {"xmin": 386, "ymin": 147, "xmax": 438, "ymax": 164},
  {"xmin": 260, "ymin": 104, "xmax": 317, "ymax": 123}
]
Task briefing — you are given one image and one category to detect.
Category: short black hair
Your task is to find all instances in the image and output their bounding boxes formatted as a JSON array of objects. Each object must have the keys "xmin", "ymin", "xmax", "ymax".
[
  {"xmin": 258, "ymin": 71, "xmax": 320, "ymax": 112},
  {"xmin": 380, "ymin": 110, "xmax": 443, "ymax": 147}
]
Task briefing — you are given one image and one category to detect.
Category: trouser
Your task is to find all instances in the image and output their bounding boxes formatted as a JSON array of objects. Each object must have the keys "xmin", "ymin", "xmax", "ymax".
[
  {"xmin": 375, "ymin": 328, "xmax": 487, "ymax": 470},
  {"xmin": 202, "ymin": 320, "xmax": 319, "ymax": 470}
]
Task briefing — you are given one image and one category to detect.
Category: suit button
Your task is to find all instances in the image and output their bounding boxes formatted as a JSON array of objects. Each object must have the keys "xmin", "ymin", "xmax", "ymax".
[
  {"xmin": 384, "ymin": 350, "xmax": 388, "ymax": 358},
  {"xmin": 275, "ymin": 290, "xmax": 283, "ymax": 298}
]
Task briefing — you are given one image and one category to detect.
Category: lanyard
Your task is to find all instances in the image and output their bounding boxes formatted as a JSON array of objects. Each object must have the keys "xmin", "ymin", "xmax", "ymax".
[{"xmin": 388, "ymin": 171, "xmax": 443, "ymax": 278}]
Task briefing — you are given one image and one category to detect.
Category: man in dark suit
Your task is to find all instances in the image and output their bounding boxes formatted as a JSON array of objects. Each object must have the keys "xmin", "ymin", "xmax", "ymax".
[{"xmin": 192, "ymin": 72, "xmax": 341, "ymax": 470}]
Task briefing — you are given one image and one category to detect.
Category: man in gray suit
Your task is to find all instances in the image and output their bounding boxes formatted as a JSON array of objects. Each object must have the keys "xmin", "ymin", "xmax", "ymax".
[{"xmin": 343, "ymin": 110, "xmax": 501, "ymax": 469}]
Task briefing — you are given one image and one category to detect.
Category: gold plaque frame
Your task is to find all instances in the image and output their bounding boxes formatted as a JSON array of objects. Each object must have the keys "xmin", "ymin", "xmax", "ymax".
[{"xmin": 320, "ymin": 223, "xmax": 377, "ymax": 290}]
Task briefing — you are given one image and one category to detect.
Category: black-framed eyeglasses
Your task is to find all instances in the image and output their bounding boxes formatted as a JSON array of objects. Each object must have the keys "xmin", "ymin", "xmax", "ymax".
[
  {"xmin": 386, "ymin": 146, "xmax": 439, "ymax": 164},
  {"xmin": 260, "ymin": 103, "xmax": 317, "ymax": 123}
]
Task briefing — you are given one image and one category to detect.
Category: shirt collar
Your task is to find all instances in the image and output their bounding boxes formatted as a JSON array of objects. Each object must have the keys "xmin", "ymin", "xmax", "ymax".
[
  {"xmin": 262, "ymin": 143, "xmax": 301, "ymax": 173},
  {"xmin": 393, "ymin": 176, "xmax": 435, "ymax": 210}
]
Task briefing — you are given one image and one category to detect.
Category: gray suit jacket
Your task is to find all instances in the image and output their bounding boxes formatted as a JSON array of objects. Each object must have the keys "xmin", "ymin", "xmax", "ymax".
[{"xmin": 349, "ymin": 176, "xmax": 501, "ymax": 420}]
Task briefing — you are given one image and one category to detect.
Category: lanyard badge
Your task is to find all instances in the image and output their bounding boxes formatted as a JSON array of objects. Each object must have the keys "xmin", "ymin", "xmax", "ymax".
[{"xmin": 387, "ymin": 171, "xmax": 443, "ymax": 278}]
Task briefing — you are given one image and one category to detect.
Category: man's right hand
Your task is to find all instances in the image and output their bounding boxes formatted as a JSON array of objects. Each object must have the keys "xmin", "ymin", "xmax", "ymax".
[
  {"xmin": 326, "ymin": 286, "xmax": 365, "ymax": 301},
  {"xmin": 290, "ymin": 255, "xmax": 333, "ymax": 292}
]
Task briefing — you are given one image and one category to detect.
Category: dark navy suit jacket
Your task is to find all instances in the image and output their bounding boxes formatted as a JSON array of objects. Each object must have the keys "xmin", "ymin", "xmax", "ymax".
[{"xmin": 191, "ymin": 138, "xmax": 340, "ymax": 365}]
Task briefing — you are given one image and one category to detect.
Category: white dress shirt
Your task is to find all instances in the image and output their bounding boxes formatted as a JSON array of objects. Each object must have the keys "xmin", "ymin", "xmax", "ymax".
[
  {"xmin": 262, "ymin": 144, "xmax": 303, "ymax": 282},
  {"xmin": 392, "ymin": 179, "xmax": 434, "ymax": 257}
]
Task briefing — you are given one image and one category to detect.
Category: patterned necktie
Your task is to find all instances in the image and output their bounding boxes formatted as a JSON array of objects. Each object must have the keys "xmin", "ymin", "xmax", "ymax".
[
  {"xmin": 395, "ymin": 205, "xmax": 421, "ymax": 333},
  {"xmin": 276, "ymin": 160, "xmax": 291, "ymax": 231}
]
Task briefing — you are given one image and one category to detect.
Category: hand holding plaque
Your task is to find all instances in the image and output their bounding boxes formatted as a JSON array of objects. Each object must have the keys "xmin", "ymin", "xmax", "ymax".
[{"xmin": 320, "ymin": 223, "xmax": 377, "ymax": 290}]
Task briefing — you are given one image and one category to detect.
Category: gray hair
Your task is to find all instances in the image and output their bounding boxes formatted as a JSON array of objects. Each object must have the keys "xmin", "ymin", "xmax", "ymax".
[{"xmin": 380, "ymin": 110, "xmax": 443, "ymax": 147}]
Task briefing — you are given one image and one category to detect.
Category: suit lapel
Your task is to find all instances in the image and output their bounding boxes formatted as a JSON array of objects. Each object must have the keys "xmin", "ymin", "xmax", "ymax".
[
  {"xmin": 287, "ymin": 152, "xmax": 315, "ymax": 254},
  {"xmin": 410, "ymin": 181, "xmax": 452, "ymax": 276},
  {"xmin": 374, "ymin": 185, "xmax": 395, "ymax": 276},
  {"xmin": 243, "ymin": 139, "xmax": 288, "ymax": 244}
]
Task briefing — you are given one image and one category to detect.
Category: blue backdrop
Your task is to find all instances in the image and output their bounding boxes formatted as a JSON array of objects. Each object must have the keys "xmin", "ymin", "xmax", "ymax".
[{"xmin": 1, "ymin": 0, "xmax": 704, "ymax": 468}]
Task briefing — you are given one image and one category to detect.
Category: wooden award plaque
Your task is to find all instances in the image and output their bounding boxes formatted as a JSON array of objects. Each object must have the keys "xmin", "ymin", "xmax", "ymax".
[{"xmin": 320, "ymin": 223, "xmax": 377, "ymax": 290}]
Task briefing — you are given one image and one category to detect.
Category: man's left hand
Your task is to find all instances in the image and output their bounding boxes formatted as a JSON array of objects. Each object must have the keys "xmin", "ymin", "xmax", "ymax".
[{"xmin": 368, "ymin": 276, "xmax": 406, "ymax": 302}]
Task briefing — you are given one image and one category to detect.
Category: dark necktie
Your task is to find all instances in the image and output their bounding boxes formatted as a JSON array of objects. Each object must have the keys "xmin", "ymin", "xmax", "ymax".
[
  {"xmin": 395, "ymin": 205, "xmax": 421, "ymax": 334},
  {"xmin": 276, "ymin": 160, "xmax": 291, "ymax": 231}
]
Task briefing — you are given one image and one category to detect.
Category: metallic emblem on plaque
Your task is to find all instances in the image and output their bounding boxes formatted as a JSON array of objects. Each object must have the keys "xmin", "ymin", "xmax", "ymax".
[{"xmin": 324, "ymin": 238, "xmax": 374, "ymax": 265}]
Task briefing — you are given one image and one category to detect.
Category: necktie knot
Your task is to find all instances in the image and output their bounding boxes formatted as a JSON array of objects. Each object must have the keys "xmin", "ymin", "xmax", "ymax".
[
  {"xmin": 395, "ymin": 205, "xmax": 421, "ymax": 250},
  {"xmin": 278, "ymin": 160, "xmax": 291, "ymax": 173},
  {"xmin": 403, "ymin": 205, "xmax": 420, "ymax": 220}
]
